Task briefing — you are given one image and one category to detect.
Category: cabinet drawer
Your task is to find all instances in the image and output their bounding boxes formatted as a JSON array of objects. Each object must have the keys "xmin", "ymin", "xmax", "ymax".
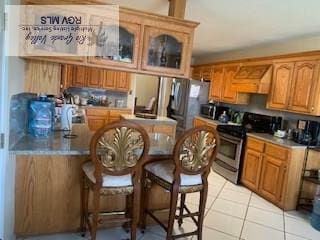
[
  {"xmin": 265, "ymin": 143, "xmax": 288, "ymax": 161},
  {"xmin": 247, "ymin": 137, "xmax": 265, "ymax": 152},
  {"xmin": 109, "ymin": 109, "xmax": 131, "ymax": 118},
  {"xmin": 86, "ymin": 108, "xmax": 110, "ymax": 117}
]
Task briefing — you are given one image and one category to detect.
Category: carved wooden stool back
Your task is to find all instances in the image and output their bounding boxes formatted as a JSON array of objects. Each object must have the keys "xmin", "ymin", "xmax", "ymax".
[{"xmin": 81, "ymin": 120, "xmax": 150, "ymax": 240}]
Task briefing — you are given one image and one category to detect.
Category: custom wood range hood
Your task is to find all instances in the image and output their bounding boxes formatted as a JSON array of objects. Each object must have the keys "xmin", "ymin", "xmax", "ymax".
[{"xmin": 231, "ymin": 64, "xmax": 272, "ymax": 94}]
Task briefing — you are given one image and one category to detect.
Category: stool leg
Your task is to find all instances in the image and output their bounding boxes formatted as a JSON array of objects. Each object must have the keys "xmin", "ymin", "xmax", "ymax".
[
  {"xmin": 178, "ymin": 193, "xmax": 186, "ymax": 227},
  {"xmin": 131, "ymin": 181, "xmax": 141, "ymax": 240},
  {"xmin": 197, "ymin": 187, "xmax": 208, "ymax": 240},
  {"xmin": 81, "ymin": 176, "xmax": 89, "ymax": 236},
  {"xmin": 140, "ymin": 173, "xmax": 149, "ymax": 233},
  {"xmin": 91, "ymin": 186, "xmax": 101, "ymax": 240},
  {"xmin": 123, "ymin": 194, "xmax": 133, "ymax": 233},
  {"xmin": 166, "ymin": 185, "xmax": 179, "ymax": 240}
]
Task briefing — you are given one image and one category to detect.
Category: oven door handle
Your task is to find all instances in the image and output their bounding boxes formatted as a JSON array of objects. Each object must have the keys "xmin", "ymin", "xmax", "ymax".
[{"xmin": 219, "ymin": 133, "xmax": 242, "ymax": 144}]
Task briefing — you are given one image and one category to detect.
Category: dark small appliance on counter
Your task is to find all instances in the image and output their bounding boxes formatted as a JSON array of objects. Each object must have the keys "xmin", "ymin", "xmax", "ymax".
[
  {"xmin": 200, "ymin": 103, "xmax": 230, "ymax": 120},
  {"xmin": 292, "ymin": 120, "xmax": 320, "ymax": 146}
]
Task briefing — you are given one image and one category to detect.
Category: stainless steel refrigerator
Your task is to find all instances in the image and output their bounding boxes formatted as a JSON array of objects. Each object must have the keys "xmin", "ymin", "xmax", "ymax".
[{"xmin": 168, "ymin": 79, "xmax": 209, "ymax": 135}]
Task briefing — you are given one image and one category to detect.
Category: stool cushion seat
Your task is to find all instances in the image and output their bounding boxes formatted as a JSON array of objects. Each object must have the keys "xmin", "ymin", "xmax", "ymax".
[
  {"xmin": 145, "ymin": 160, "xmax": 202, "ymax": 186},
  {"xmin": 82, "ymin": 161, "xmax": 132, "ymax": 187}
]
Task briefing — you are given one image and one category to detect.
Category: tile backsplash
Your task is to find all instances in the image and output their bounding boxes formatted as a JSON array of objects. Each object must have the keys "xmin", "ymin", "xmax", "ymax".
[
  {"xmin": 65, "ymin": 87, "xmax": 128, "ymax": 107},
  {"xmin": 220, "ymin": 94, "xmax": 320, "ymax": 129},
  {"xmin": 9, "ymin": 92, "xmax": 37, "ymax": 148}
]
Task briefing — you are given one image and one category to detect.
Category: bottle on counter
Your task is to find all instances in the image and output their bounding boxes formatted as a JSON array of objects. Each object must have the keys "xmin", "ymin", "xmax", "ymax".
[{"xmin": 219, "ymin": 111, "xmax": 229, "ymax": 123}]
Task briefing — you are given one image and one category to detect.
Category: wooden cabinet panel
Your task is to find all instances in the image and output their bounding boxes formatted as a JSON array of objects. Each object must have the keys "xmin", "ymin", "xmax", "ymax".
[
  {"xmin": 87, "ymin": 68, "xmax": 102, "ymax": 88},
  {"xmin": 153, "ymin": 125, "xmax": 175, "ymax": 135},
  {"xmin": 222, "ymin": 66, "xmax": 238, "ymax": 103},
  {"xmin": 267, "ymin": 62, "xmax": 294, "ymax": 110},
  {"xmin": 192, "ymin": 66, "xmax": 202, "ymax": 80},
  {"xmin": 241, "ymin": 149, "xmax": 263, "ymax": 192},
  {"xmin": 87, "ymin": 117, "xmax": 107, "ymax": 131},
  {"xmin": 259, "ymin": 155, "xmax": 287, "ymax": 204},
  {"xmin": 193, "ymin": 118, "xmax": 206, "ymax": 127},
  {"xmin": 247, "ymin": 138, "xmax": 265, "ymax": 153},
  {"xmin": 116, "ymin": 72, "xmax": 131, "ymax": 92},
  {"xmin": 210, "ymin": 67, "xmax": 224, "ymax": 101},
  {"xmin": 201, "ymin": 66, "xmax": 212, "ymax": 80},
  {"xmin": 141, "ymin": 27, "xmax": 190, "ymax": 77},
  {"xmin": 61, "ymin": 65, "xmax": 74, "ymax": 91},
  {"xmin": 288, "ymin": 61, "xmax": 319, "ymax": 113},
  {"xmin": 265, "ymin": 143, "xmax": 288, "ymax": 161},
  {"xmin": 72, "ymin": 66, "xmax": 87, "ymax": 87},
  {"xmin": 101, "ymin": 70, "xmax": 117, "ymax": 90}
]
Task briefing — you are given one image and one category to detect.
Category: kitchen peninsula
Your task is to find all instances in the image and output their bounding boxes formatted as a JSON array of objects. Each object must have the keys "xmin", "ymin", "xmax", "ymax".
[{"xmin": 10, "ymin": 123, "xmax": 175, "ymax": 236}]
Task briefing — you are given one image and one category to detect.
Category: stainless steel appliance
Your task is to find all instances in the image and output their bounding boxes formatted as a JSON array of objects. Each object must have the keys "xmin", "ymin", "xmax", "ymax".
[
  {"xmin": 292, "ymin": 120, "xmax": 320, "ymax": 146},
  {"xmin": 200, "ymin": 103, "xmax": 230, "ymax": 120},
  {"xmin": 213, "ymin": 112, "xmax": 283, "ymax": 184},
  {"xmin": 168, "ymin": 79, "xmax": 209, "ymax": 134}
]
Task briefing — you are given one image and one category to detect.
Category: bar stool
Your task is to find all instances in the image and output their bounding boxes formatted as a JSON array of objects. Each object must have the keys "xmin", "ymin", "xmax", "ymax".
[
  {"xmin": 140, "ymin": 126, "xmax": 220, "ymax": 240},
  {"xmin": 81, "ymin": 120, "xmax": 150, "ymax": 240}
]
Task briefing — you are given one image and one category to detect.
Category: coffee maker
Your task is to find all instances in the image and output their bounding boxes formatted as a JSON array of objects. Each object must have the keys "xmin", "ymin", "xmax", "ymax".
[{"xmin": 292, "ymin": 120, "xmax": 320, "ymax": 146}]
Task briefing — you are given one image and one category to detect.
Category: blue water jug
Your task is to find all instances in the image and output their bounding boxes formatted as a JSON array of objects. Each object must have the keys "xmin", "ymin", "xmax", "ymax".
[
  {"xmin": 311, "ymin": 194, "xmax": 320, "ymax": 231},
  {"xmin": 28, "ymin": 96, "xmax": 55, "ymax": 137}
]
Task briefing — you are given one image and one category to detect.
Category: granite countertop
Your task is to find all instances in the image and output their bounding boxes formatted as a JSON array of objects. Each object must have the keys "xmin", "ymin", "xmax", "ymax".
[
  {"xmin": 121, "ymin": 114, "xmax": 177, "ymax": 125},
  {"xmin": 246, "ymin": 133, "xmax": 307, "ymax": 149},
  {"xmin": 10, "ymin": 124, "xmax": 174, "ymax": 156}
]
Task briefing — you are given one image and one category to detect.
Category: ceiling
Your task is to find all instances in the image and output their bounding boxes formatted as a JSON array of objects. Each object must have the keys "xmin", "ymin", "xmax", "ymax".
[{"xmin": 109, "ymin": 0, "xmax": 320, "ymax": 58}]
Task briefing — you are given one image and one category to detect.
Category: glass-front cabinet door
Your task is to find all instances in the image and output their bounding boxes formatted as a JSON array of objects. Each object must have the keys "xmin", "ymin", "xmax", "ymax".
[
  {"xmin": 142, "ymin": 27, "xmax": 189, "ymax": 76},
  {"xmin": 88, "ymin": 15, "xmax": 141, "ymax": 69}
]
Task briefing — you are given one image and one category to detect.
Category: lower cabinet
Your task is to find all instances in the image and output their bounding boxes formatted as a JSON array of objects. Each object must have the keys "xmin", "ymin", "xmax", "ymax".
[
  {"xmin": 241, "ymin": 149, "xmax": 263, "ymax": 192},
  {"xmin": 192, "ymin": 117, "xmax": 218, "ymax": 129},
  {"xmin": 241, "ymin": 136, "xmax": 306, "ymax": 210},
  {"xmin": 86, "ymin": 108, "xmax": 132, "ymax": 131}
]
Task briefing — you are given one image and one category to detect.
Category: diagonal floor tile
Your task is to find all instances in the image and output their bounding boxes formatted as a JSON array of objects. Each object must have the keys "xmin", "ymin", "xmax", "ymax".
[
  {"xmin": 201, "ymin": 226, "xmax": 238, "ymax": 240},
  {"xmin": 204, "ymin": 210, "xmax": 244, "ymax": 237},
  {"xmin": 285, "ymin": 215, "xmax": 320, "ymax": 240},
  {"xmin": 218, "ymin": 188, "xmax": 251, "ymax": 205},
  {"xmin": 211, "ymin": 198, "xmax": 247, "ymax": 219},
  {"xmin": 285, "ymin": 233, "xmax": 311, "ymax": 240},
  {"xmin": 241, "ymin": 221, "xmax": 284, "ymax": 240},
  {"xmin": 249, "ymin": 193, "xmax": 283, "ymax": 215},
  {"xmin": 246, "ymin": 206, "xmax": 284, "ymax": 231},
  {"xmin": 224, "ymin": 181, "xmax": 252, "ymax": 194}
]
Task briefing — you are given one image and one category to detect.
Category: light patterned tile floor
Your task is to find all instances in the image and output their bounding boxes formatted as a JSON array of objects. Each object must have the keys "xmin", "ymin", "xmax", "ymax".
[{"xmin": 18, "ymin": 171, "xmax": 320, "ymax": 240}]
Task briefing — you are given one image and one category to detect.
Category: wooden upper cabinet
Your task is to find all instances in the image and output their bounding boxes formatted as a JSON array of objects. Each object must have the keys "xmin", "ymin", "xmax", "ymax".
[
  {"xmin": 209, "ymin": 67, "xmax": 224, "ymax": 101},
  {"xmin": 61, "ymin": 64, "xmax": 74, "ymax": 91},
  {"xmin": 87, "ymin": 68, "xmax": 102, "ymax": 88},
  {"xmin": 259, "ymin": 155, "xmax": 287, "ymax": 204},
  {"xmin": 141, "ymin": 27, "xmax": 190, "ymax": 77},
  {"xmin": 192, "ymin": 66, "xmax": 202, "ymax": 80},
  {"xmin": 288, "ymin": 61, "xmax": 319, "ymax": 113},
  {"xmin": 101, "ymin": 70, "xmax": 117, "ymax": 90},
  {"xmin": 201, "ymin": 66, "xmax": 212, "ymax": 80},
  {"xmin": 88, "ymin": 16, "xmax": 142, "ymax": 70},
  {"xmin": 222, "ymin": 65, "xmax": 239, "ymax": 103},
  {"xmin": 72, "ymin": 66, "xmax": 87, "ymax": 87},
  {"xmin": 267, "ymin": 62, "xmax": 294, "ymax": 110},
  {"xmin": 116, "ymin": 72, "xmax": 131, "ymax": 92}
]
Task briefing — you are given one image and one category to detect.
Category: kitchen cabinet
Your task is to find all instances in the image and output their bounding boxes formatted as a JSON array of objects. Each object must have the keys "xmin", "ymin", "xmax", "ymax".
[
  {"xmin": 192, "ymin": 117, "xmax": 218, "ymax": 129},
  {"xmin": 241, "ymin": 136, "xmax": 306, "ymax": 210},
  {"xmin": 62, "ymin": 65, "xmax": 131, "ymax": 92},
  {"xmin": 259, "ymin": 155, "xmax": 287, "ymax": 204},
  {"xmin": 191, "ymin": 65, "xmax": 212, "ymax": 80},
  {"xmin": 141, "ymin": 27, "xmax": 190, "ymax": 77},
  {"xmin": 267, "ymin": 62, "xmax": 294, "ymax": 110},
  {"xmin": 209, "ymin": 67, "xmax": 224, "ymax": 100},
  {"xmin": 267, "ymin": 60, "xmax": 320, "ymax": 115},
  {"xmin": 72, "ymin": 66, "xmax": 87, "ymax": 87},
  {"xmin": 88, "ymin": 17, "xmax": 141, "ymax": 70},
  {"xmin": 288, "ymin": 61, "xmax": 319, "ymax": 113},
  {"xmin": 209, "ymin": 65, "xmax": 250, "ymax": 104},
  {"xmin": 23, "ymin": 0, "xmax": 198, "ymax": 78},
  {"xmin": 86, "ymin": 108, "xmax": 132, "ymax": 131}
]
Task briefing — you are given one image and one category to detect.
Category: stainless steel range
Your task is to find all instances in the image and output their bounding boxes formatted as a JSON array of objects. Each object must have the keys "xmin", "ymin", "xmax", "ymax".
[{"xmin": 213, "ymin": 112, "xmax": 282, "ymax": 184}]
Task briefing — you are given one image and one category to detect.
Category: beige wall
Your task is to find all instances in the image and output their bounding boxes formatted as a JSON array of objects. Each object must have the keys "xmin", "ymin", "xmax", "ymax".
[
  {"xmin": 194, "ymin": 34, "xmax": 320, "ymax": 64},
  {"xmin": 135, "ymin": 74, "xmax": 159, "ymax": 106}
]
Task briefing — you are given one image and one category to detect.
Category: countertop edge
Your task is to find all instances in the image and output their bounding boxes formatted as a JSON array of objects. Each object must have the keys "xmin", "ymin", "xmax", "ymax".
[{"xmin": 246, "ymin": 133, "xmax": 307, "ymax": 149}]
